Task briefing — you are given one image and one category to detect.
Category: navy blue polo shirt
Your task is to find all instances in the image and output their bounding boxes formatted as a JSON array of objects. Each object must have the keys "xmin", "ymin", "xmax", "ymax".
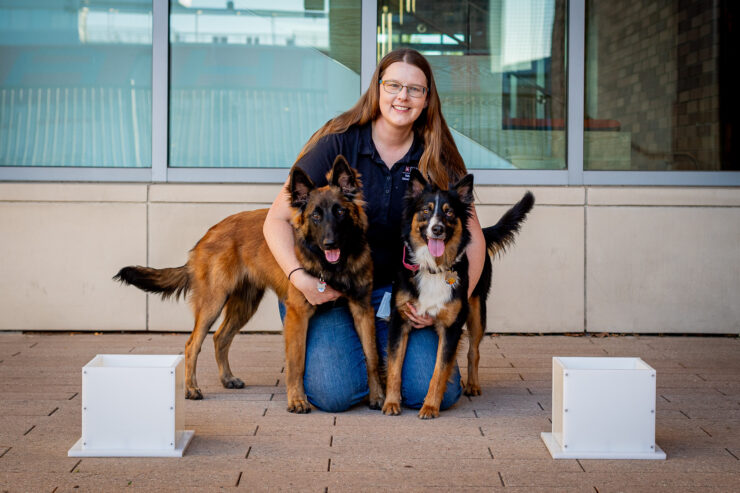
[{"xmin": 295, "ymin": 123, "xmax": 423, "ymax": 288}]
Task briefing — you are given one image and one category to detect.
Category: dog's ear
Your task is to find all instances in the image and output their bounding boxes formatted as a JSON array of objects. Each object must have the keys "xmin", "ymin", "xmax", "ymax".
[
  {"xmin": 453, "ymin": 174, "xmax": 474, "ymax": 205},
  {"xmin": 329, "ymin": 155, "xmax": 359, "ymax": 198},
  {"xmin": 407, "ymin": 168, "xmax": 428, "ymax": 199},
  {"xmin": 288, "ymin": 166, "xmax": 315, "ymax": 209}
]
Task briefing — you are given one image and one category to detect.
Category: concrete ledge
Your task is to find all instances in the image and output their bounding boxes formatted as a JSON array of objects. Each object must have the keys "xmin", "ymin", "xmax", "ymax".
[
  {"xmin": 475, "ymin": 186, "xmax": 585, "ymax": 206},
  {"xmin": 587, "ymin": 187, "xmax": 740, "ymax": 206},
  {"xmin": 0, "ymin": 183, "xmax": 147, "ymax": 202},
  {"xmin": 149, "ymin": 184, "xmax": 283, "ymax": 203}
]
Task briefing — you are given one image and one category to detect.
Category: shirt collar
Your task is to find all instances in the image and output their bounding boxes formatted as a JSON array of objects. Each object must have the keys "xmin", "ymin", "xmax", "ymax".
[{"xmin": 359, "ymin": 122, "xmax": 424, "ymax": 166}]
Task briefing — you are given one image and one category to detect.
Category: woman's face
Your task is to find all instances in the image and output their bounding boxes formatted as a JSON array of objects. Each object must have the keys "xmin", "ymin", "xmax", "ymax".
[{"xmin": 377, "ymin": 61, "xmax": 429, "ymax": 131}]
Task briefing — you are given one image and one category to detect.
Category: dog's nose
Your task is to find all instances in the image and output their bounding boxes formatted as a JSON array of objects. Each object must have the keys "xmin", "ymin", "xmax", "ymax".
[
  {"xmin": 323, "ymin": 239, "xmax": 337, "ymax": 249},
  {"xmin": 431, "ymin": 224, "xmax": 444, "ymax": 236}
]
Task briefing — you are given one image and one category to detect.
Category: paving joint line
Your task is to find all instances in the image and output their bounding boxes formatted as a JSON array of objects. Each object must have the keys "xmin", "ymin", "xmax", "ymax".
[
  {"xmin": 235, "ymin": 471, "xmax": 242, "ymax": 487},
  {"xmin": 576, "ymin": 459, "xmax": 586, "ymax": 472},
  {"xmin": 245, "ymin": 446, "xmax": 251, "ymax": 459},
  {"xmin": 70, "ymin": 459, "xmax": 82, "ymax": 473},
  {"xmin": 327, "ymin": 458, "xmax": 331, "ymax": 472},
  {"xmin": 48, "ymin": 407, "xmax": 59, "ymax": 416},
  {"xmin": 253, "ymin": 425, "xmax": 259, "ymax": 436},
  {"xmin": 23, "ymin": 425, "xmax": 35, "ymax": 436},
  {"xmin": 699, "ymin": 426, "xmax": 712, "ymax": 437},
  {"xmin": 488, "ymin": 446, "xmax": 494, "ymax": 459},
  {"xmin": 660, "ymin": 395, "xmax": 671, "ymax": 402},
  {"xmin": 725, "ymin": 448, "xmax": 739, "ymax": 460},
  {"xmin": 69, "ymin": 392, "xmax": 78, "ymax": 400},
  {"xmin": 537, "ymin": 402, "xmax": 544, "ymax": 411},
  {"xmin": 0, "ymin": 447, "xmax": 10, "ymax": 458},
  {"xmin": 680, "ymin": 410, "xmax": 691, "ymax": 419},
  {"xmin": 478, "ymin": 426, "xmax": 484, "ymax": 437},
  {"xmin": 262, "ymin": 408, "xmax": 267, "ymax": 416},
  {"xmin": 498, "ymin": 471, "xmax": 505, "ymax": 487},
  {"xmin": 329, "ymin": 435, "xmax": 333, "ymax": 447},
  {"xmin": 473, "ymin": 410, "xmax": 479, "ymax": 418}
]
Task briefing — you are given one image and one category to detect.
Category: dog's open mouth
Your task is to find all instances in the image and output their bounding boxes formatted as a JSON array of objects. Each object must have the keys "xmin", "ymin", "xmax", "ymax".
[
  {"xmin": 324, "ymin": 249, "xmax": 341, "ymax": 263},
  {"xmin": 427, "ymin": 238, "xmax": 445, "ymax": 258}
]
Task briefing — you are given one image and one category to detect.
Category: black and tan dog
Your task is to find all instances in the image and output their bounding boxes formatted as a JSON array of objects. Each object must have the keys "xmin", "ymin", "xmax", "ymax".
[
  {"xmin": 114, "ymin": 156, "xmax": 384, "ymax": 413},
  {"xmin": 382, "ymin": 170, "xmax": 534, "ymax": 418}
]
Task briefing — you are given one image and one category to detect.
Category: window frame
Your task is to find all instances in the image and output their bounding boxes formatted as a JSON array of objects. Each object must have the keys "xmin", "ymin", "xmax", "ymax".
[{"xmin": 1, "ymin": 0, "xmax": 738, "ymax": 186}]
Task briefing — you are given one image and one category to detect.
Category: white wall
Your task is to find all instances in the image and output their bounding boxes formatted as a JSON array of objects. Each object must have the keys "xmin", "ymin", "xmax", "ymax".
[{"xmin": 1, "ymin": 183, "xmax": 738, "ymax": 334}]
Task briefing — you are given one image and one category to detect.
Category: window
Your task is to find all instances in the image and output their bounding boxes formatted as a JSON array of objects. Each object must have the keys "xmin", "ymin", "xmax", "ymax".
[
  {"xmin": 585, "ymin": 0, "xmax": 737, "ymax": 171},
  {"xmin": 377, "ymin": 0, "xmax": 567, "ymax": 170},
  {"xmin": 168, "ymin": 0, "xmax": 361, "ymax": 168},
  {"xmin": 0, "ymin": 0, "xmax": 152, "ymax": 168}
]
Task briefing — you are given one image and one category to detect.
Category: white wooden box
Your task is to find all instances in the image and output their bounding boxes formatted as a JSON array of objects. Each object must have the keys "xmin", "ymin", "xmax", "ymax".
[
  {"xmin": 541, "ymin": 357, "xmax": 665, "ymax": 459},
  {"xmin": 68, "ymin": 354, "xmax": 194, "ymax": 457}
]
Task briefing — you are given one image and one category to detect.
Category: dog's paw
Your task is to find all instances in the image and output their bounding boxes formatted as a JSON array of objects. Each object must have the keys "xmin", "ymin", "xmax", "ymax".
[
  {"xmin": 382, "ymin": 401, "xmax": 401, "ymax": 416},
  {"xmin": 185, "ymin": 387, "xmax": 203, "ymax": 400},
  {"xmin": 418, "ymin": 404, "xmax": 439, "ymax": 419},
  {"xmin": 287, "ymin": 398, "xmax": 311, "ymax": 414},
  {"xmin": 368, "ymin": 396, "xmax": 385, "ymax": 410},
  {"xmin": 463, "ymin": 382, "xmax": 481, "ymax": 396},
  {"xmin": 222, "ymin": 376, "xmax": 245, "ymax": 389}
]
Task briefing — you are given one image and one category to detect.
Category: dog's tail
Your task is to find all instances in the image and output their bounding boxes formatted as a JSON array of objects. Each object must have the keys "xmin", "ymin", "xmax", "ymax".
[
  {"xmin": 113, "ymin": 265, "xmax": 190, "ymax": 301},
  {"xmin": 482, "ymin": 191, "xmax": 535, "ymax": 258}
]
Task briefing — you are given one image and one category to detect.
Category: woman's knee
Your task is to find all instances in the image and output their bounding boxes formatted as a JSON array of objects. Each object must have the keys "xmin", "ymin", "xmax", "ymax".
[{"xmin": 302, "ymin": 306, "xmax": 370, "ymax": 412}]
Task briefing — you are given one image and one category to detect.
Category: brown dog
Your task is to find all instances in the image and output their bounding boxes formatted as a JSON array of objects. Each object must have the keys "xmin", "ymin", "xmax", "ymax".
[{"xmin": 115, "ymin": 156, "xmax": 384, "ymax": 413}]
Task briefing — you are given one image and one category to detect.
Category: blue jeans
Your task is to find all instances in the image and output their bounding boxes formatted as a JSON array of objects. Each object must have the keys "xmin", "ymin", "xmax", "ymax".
[{"xmin": 279, "ymin": 286, "xmax": 462, "ymax": 413}]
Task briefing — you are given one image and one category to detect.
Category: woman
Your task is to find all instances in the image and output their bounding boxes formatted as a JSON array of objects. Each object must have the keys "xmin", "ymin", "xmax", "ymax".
[{"xmin": 264, "ymin": 48, "xmax": 485, "ymax": 413}]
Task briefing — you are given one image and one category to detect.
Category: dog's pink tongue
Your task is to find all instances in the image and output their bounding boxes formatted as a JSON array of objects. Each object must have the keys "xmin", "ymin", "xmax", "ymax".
[
  {"xmin": 428, "ymin": 239, "xmax": 444, "ymax": 257},
  {"xmin": 325, "ymin": 249, "xmax": 341, "ymax": 263}
]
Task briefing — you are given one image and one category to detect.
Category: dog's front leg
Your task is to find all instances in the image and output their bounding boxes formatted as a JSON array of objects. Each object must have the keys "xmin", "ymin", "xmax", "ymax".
[
  {"xmin": 348, "ymin": 299, "xmax": 385, "ymax": 409},
  {"xmin": 283, "ymin": 301, "xmax": 312, "ymax": 413},
  {"xmin": 382, "ymin": 311, "xmax": 411, "ymax": 416},
  {"xmin": 418, "ymin": 312, "xmax": 465, "ymax": 419}
]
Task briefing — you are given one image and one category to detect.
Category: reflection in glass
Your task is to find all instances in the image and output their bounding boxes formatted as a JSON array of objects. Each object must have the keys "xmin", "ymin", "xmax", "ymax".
[
  {"xmin": 585, "ymin": 0, "xmax": 736, "ymax": 171},
  {"xmin": 169, "ymin": 0, "xmax": 361, "ymax": 168},
  {"xmin": 377, "ymin": 0, "xmax": 567, "ymax": 169},
  {"xmin": 0, "ymin": 1, "xmax": 152, "ymax": 167}
]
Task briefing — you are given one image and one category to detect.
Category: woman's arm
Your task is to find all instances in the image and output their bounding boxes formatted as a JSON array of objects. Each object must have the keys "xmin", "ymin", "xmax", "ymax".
[
  {"xmin": 263, "ymin": 178, "xmax": 342, "ymax": 305},
  {"xmin": 466, "ymin": 204, "xmax": 486, "ymax": 299}
]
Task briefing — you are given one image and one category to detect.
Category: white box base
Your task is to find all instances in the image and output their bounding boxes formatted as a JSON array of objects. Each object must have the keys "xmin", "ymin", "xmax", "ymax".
[
  {"xmin": 541, "ymin": 432, "xmax": 665, "ymax": 460},
  {"xmin": 68, "ymin": 430, "xmax": 194, "ymax": 458}
]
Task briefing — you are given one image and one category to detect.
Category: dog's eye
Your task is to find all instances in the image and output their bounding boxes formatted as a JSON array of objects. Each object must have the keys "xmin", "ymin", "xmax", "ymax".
[
  {"xmin": 422, "ymin": 208, "xmax": 430, "ymax": 215},
  {"xmin": 335, "ymin": 207, "xmax": 346, "ymax": 217},
  {"xmin": 311, "ymin": 211, "xmax": 321, "ymax": 222},
  {"xmin": 445, "ymin": 210, "xmax": 455, "ymax": 218}
]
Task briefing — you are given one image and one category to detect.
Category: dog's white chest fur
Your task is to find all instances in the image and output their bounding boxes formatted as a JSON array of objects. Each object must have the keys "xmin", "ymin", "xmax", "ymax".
[
  {"xmin": 409, "ymin": 244, "xmax": 453, "ymax": 317},
  {"xmin": 414, "ymin": 270, "xmax": 453, "ymax": 317}
]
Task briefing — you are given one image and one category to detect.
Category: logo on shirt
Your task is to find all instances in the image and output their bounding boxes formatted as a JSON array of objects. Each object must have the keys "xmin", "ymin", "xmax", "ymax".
[{"xmin": 401, "ymin": 165, "xmax": 417, "ymax": 181}]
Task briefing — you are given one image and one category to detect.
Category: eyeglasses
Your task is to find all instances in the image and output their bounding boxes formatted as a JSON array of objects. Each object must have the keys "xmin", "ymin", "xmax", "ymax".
[{"xmin": 379, "ymin": 79, "xmax": 428, "ymax": 98}]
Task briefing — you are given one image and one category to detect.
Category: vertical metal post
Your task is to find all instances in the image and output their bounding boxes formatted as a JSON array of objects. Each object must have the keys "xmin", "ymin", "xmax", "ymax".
[
  {"xmin": 361, "ymin": 0, "xmax": 378, "ymax": 94},
  {"xmin": 567, "ymin": 0, "xmax": 585, "ymax": 185},
  {"xmin": 151, "ymin": 0, "xmax": 169, "ymax": 181}
]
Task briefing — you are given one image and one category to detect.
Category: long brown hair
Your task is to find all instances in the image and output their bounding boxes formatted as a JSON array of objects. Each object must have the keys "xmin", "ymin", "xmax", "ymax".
[{"xmin": 294, "ymin": 49, "xmax": 466, "ymax": 189}]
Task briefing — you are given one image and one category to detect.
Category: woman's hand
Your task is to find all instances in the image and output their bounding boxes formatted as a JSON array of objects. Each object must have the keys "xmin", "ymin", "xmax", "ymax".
[
  {"xmin": 291, "ymin": 269, "xmax": 342, "ymax": 305},
  {"xmin": 404, "ymin": 302, "xmax": 434, "ymax": 328}
]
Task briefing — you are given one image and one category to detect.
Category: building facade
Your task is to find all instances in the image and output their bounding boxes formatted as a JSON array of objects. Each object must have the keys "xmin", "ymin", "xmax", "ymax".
[{"xmin": 1, "ymin": 0, "xmax": 738, "ymax": 334}]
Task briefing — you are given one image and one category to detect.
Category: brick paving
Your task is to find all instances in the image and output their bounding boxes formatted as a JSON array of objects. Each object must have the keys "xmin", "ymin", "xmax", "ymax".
[{"xmin": 0, "ymin": 332, "xmax": 739, "ymax": 492}]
